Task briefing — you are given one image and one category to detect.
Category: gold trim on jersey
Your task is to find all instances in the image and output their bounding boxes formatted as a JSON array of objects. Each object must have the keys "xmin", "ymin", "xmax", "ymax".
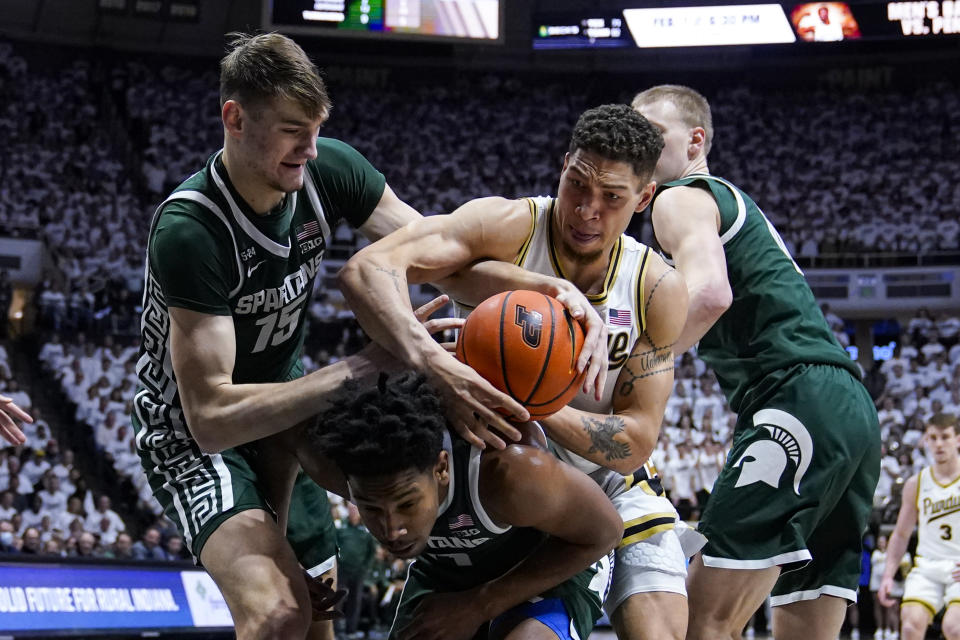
[
  {"xmin": 917, "ymin": 468, "xmax": 923, "ymax": 513},
  {"xmin": 514, "ymin": 199, "xmax": 538, "ymax": 267},
  {"xmin": 619, "ymin": 512, "xmax": 676, "ymax": 547},
  {"xmin": 929, "ymin": 466, "xmax": 960, "ymax": 489},
  {"xmin": 635, "ymin": 246, "xmax": 651, "ymax": 335},
  {"xmin": 545, "ymin": 199, "xmax": 624, "ymax": 305}
]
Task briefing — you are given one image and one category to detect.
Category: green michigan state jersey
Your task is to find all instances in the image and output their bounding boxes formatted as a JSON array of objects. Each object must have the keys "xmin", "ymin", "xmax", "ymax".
[
  {"xmin": 402, "ymin": 432, "xmax": 607, "ymax": 639},
  {"xmin": 134, "ymin": 138, "xmax": 385, "ymax": 444},
  {"xmin": 655, "ymin": 174, "xmax": 858, "ymax": 412}
]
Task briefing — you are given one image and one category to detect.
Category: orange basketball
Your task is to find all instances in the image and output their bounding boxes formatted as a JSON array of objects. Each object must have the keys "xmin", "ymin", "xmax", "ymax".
[{"xmin": 455, "ymin": 290, "xmax": 585, "ymax": 420}]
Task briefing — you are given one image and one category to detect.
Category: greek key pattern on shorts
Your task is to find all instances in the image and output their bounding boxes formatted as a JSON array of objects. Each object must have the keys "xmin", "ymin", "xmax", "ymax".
[
  {"xmin": 137, "ymin": 270, "xmax": 177, "ymax": 400},
  {"xmin": 145, "ymin": 434, "xmax": 229, "ymax": 548}
]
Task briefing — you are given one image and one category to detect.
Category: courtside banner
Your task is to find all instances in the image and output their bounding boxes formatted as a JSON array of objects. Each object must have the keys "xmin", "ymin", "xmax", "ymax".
[
  {"xmin": 0, "ymin": 560, "xmax": 233, "ymax": 634},
  {"xmin": 623, "ymin": 4, "xmax": 797, "ymax": 46}
]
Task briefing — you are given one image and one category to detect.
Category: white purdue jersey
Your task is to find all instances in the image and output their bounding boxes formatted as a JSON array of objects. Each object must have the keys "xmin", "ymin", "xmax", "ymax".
[
  {"xmin": 915, "ymin": 466, "xmax": 960, "ymax": 560},
  {"xmin": 513, "ymin": 196, "xmax": 654, "ymax": 482}
]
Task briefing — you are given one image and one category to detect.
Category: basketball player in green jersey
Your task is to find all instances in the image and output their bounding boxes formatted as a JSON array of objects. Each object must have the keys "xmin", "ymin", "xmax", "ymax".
[
  {"xmin": 131, "ymin": 33, "xmax": 534, "ymax": 640},
  {"xmin": 338, "ymin": 104, "xmax": 701, "ymax": 640},
  {"xmin": 302, "ymin": 372, "xmax": 622, "ymax": 640},
  {"xmin": 633, "ymin": 85, "xmax": 881, "ymax": 640},
  {"xmin": 878, "ymin": 413, "xmax": 960, "ymax": 640}
]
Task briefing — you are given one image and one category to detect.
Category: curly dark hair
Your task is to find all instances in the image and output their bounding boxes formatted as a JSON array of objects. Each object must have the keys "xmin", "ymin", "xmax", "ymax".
[
  {"xmin": 309, "ymin": 372, "xmax": 448, "ymax": 477},
  {"xmin": 569, "ymin": 104, "xmax": 664, "ymax": 184}
]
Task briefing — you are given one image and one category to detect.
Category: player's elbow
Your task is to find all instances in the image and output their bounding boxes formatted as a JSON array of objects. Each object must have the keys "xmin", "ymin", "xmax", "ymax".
[
  {"xmin": 606, "ymin": 426, "xmax": 657, "ymax": 475},
  {"xmin": 700, "ymin": 281, "xmax": 732, "ymax": 319},
  {"xmin": 336, "ymin": 255, "xmax": 366, "ymax": 295},
  {"xmin": 191, "ymin": 427, "xmax": 224, "ymax": 454},
  {"xmin": 185, "ymin": 410, "xmax": 228, "ymax": 454},
  {"xmin": 597, "ymin": 507, "xmax": 624, "ymax": 553}
]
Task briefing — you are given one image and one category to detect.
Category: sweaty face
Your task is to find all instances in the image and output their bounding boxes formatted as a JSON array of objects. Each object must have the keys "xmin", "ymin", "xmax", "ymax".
[
  {"xmin": 349, "ymin": 463, "xmax": 446, "ymax": 559},
  {"xmin": 554, "ymin": 149, "xmax": 653, "ymax": 265},
  {"xmin": 233, "ymin": 98, "xmax": 323, "ymax": 197},
  {"xmin": 636, "ymin": 100, "xmax": 694, "ymax": 185}
]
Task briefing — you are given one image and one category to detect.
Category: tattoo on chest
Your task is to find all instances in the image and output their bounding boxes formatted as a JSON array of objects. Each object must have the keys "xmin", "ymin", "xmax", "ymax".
[
  {"xmin": 375, "ymin": 266, "xmax": 405, "ymax": 295},
  {"xmin": 581, "ymin": 416, "xmax": 631, "ymax": 461},
  {"xmin": 619, "ymin": 345, "xmax": 674, "ymax": 396}
]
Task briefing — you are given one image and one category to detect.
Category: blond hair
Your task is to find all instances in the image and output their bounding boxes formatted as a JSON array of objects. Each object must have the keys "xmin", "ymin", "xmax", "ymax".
[{"xmin": 632, "ymin": 84, "xmax": 713, "ymax": 155}]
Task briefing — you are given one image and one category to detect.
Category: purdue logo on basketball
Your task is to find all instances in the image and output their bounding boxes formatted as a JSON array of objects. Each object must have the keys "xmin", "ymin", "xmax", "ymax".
[
  {"xmin": 457, "ymin": 290, "xmax": 584, "ymax": 420},
  {"xmin": 514, "ymin": 305, "xmax": 543, "ymax": 348}
]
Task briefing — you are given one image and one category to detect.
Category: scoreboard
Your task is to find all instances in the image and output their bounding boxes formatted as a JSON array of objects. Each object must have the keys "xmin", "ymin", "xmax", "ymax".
[
  {"xmin": 534, "ymin": 1, "xmax": 960, "ymax": 48},
  {"xmin": 264, "ymin": 0, "xmax": 502, "ymax": 42}
]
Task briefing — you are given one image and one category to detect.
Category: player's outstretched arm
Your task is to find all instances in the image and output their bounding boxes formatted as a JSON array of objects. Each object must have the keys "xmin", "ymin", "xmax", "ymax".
[
  {"xmin": 879, "ymin": 473, "xmax": 919, "ymax": 606},
  {"xmin": 341, "ymin": 197, "xmax": 541, "ymax": 448},
  {"xmin": 651, "ymin": 186, "xmax": 731, "ymax": 354},
  {"xmin": 355, "ymin": 182, "xmax": 422, "ymax": 242},
  {"xmin": 358, "ymin": 185, "xmax": 608, "ymax": 395},
  {"xmin": 170, "ymin": 307, "xmax": 395, "ymax": 453},
  {"xmin": 541, "ymin": 259, "xmax": 688, "ymax": 474},
  {"xmin": 396, "ymin": 435, "xmax": 622, "ymax": 640}
]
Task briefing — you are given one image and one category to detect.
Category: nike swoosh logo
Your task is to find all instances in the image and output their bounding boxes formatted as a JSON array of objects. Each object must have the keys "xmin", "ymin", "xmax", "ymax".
[{"xmin": 247, "ymin": 260, "xmax": 266, "ymax": 277}]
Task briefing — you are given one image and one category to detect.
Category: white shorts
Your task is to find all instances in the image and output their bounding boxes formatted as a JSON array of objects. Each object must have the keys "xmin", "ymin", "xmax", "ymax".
[
  {"xmin": 902, "ymin": 557, "xmax": 960, "ymax": 615},
  {"xmin": 604, "ymin": 487, "xmax": 707, "ymax": 615}
]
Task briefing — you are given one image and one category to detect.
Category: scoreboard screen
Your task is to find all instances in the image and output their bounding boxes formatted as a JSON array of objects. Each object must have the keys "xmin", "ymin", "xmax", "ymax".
[
  {"xmin": 534, "ymin": 0, "xmax": 960, "ymax": 48},
  {"xmin": 264, "ymin": 0, "xmax": 502, "ymax": 43}
]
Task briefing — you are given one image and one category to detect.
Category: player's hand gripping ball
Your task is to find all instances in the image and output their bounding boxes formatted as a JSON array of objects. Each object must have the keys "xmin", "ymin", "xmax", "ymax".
[{"xmin": 455, "ymin": 290, "xmax": 586, "ymax": 420}]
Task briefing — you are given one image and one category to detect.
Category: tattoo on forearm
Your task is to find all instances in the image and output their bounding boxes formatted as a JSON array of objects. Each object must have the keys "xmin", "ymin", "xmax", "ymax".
[
  {"xmin": 582, "ymin": 416, "xmax": 632, "ymax": 462},
  {"xmin": 375, "ymin": 266, "xmax": 405, "ymax": 295},
  {"xmin": 619, "ymin": 345, "xmax": 675, "ymax": 396}
]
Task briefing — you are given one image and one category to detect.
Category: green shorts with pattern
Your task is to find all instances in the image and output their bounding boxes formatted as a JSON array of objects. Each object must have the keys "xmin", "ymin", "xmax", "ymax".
[
  {"xmin": 135, "ymin": 431, "xmax": 337, "ymax": 574},
  {"xmin": 698, "ymin": 364, "xmax": 880, "ymax": 605}
]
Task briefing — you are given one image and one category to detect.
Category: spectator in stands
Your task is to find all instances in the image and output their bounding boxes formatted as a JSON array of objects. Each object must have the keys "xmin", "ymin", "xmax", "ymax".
[
  {"xmin": 38, "ymin": 333, "xmax": 64, "ymax": 371},
  {"xmin": 666, "ymin": 442, "xmax": 699, "ymax": 520},
  {"xmin": 132, "ymin": 526, "xmax": 166, "ymax": 561},
  {"xmin": 20, "ymin": 526, "xmax": 40, "ymax": 554},
  {"xmin": 72, "ymin": 531, "xmax": 100, "ymax": 558},
  {"xmin": 21, "ymin": 494, "xmax": 47, "ymax": 530},
  {"xmin": 108, "ymin": 532, "xmax": 135, "ymax": 560},
  {"xmin": 163, "ymin": 533, "xmax": 186, "ymax": 562},
  {"xmin": 877, "ymin": 397, "xmax": 906, "ymax": 435},
  {"xmin": 22, "ymin": 449, "xmax": 50, "ymax": 486},
  {"xmin": 908, "ymin": 308, "xmax": 935, "ymax": 343},
  {"xmin": 0, "ymin": 520, "xmax": 16, "ymax": 553},
  {"xmin": 42, "ymin": 538, "xmax": 63, "ymax": 557},
  {"xmin": 50, "ymin": 447, "xmax": 73, "ymax": 483},
  {"xmin": 37, "ymin": 472, "xmax": 67, "ymax": 514},
  {"xmin": 69, "ymin": 476, "xmax": 95, "ymax": 516},
  {"xmin": 57, "ymin": 495, "xmax": 86, "ymax": 532},
  {"xmin": 884, "ymin": 363, "xmax": 916, "ymax": 402},
  {"xmin": 0, "ymin": 490, "xmax": 16, "ymax": 520},
  {"xmin": 3, "ymin": 455, "xmax": 29, "ymax": 494},
  {"xmin": 84, "ymin": 495, "xmax": 124, "ymax": 541}
]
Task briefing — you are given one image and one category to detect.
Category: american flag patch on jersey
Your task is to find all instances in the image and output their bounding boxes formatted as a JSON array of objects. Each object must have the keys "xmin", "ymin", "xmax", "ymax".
[
  {"xmin": 609, "ymin": 309, "xmax": 632, "ymax": 326},
  {"xmin": 296, "ymin": 221, "xmax": 320, "ymax": 241},
  {"xmin": 449, "ymin": 514, "xmax": 475, "ymax": 529}
]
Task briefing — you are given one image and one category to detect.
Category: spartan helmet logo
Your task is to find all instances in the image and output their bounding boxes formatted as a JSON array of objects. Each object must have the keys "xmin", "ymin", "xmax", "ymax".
[{"xmin": 734, "ymin": 408, "xmax": 813, "ymax": 495}]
